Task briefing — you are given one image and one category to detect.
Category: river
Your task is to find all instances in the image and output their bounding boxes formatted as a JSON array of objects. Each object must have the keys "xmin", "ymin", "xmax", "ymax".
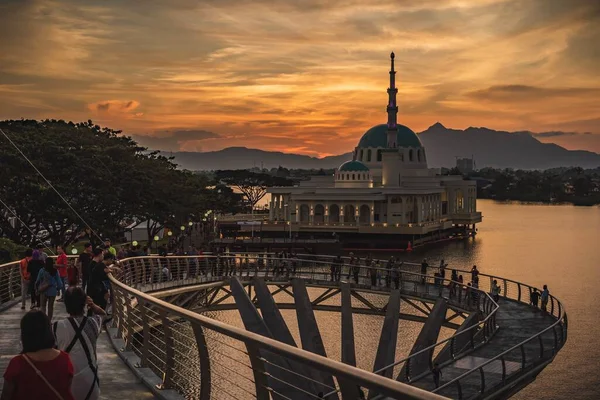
[{"xmin": 206, "ymin": 200, "xmax": 600, "ymax": 399}]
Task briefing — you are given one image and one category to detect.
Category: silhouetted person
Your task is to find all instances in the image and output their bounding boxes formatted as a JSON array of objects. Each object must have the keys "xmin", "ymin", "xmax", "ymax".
[
  {"xmin": 432, "ymin": 362, "xmax": 443, "ymax": 388},
  {"xmin": 530, "ymin": 288, "xmax": 540, "ymax": 310},
  {"xmin": 541, "ymin": 285, "xmax": 549, "ymax": 313}
]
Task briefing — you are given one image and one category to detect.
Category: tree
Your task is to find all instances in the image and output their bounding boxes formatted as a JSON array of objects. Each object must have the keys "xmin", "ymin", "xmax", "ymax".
[
  {"xmin": 0, "ymin": 119, "xmax": 228, "ymax": 246},
  {"xmin": 214, "ymin": 170, "xmax": 293, "ymax": 211}
]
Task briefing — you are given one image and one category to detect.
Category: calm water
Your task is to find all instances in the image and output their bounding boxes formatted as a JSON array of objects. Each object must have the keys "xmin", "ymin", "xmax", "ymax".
[
  {"xmin": 208, "ymin": 200, "xmax": 600, "ymax": 399},
  {"xmin": 395, "ymin": 200, "xmax": 600, "ymax": 400}
]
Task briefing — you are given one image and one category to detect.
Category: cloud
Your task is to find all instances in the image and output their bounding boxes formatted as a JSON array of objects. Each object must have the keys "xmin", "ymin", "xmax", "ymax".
[
  {"xmin": 466, "ymin": 85, "xmax": 600, "ymax": 101},
  {"xmin": 0, "ymin": 0, "xmax": 598, "ymax": 155},
  {"xmin": 87, "ymin": 100, "xmax": 140, "ymax": 113},
  {"xmin": 528, "ymin": 131, "xmax": 583, "ymax": 138}
]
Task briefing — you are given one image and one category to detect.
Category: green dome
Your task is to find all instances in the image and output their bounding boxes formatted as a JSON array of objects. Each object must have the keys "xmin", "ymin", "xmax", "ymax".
[
  {"xmin": 357, "ymin": 124, "xmax": 422, "ymax": 148},
  {"xmin": 338, "ymin": 160, "xmax": 370, "ymax": 172}
]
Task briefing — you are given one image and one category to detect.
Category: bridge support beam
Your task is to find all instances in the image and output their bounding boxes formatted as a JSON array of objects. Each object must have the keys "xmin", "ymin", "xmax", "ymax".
[
  {"xmin": 254, "ymin": 278, "xmax": 297, "ymax": 347},
  {"xmin": 434, "ymin": 312, "xmax": 480, "ymax": 365},
  {"xmin": 339, "ymin": 283, "xmax": 365, "ymax": 399},
  {"xmin": 291, "ymin": 279, "xmax": 338, "ymax": 397},
  {"xmin": 230, "ymin": 277, "xmax": 319, "ymax": 399},
  {"xmin": 368, "ymin": 289, "xmax": 401, "ymax": 400},
  {"xmin": 398, "ymin": 299, "xmax": 448, "ymax": 382}
]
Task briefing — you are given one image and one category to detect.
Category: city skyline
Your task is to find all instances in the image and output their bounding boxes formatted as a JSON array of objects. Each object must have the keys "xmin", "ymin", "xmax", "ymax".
[{"xmin": 0, "ymin": 0, "xmax": 598, "ymax": 156}]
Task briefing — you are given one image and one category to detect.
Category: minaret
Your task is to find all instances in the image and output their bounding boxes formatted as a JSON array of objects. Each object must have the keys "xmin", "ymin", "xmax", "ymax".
[{"xmin": 386, "ymin": 52, "xmax": 398, "ymax": 148}]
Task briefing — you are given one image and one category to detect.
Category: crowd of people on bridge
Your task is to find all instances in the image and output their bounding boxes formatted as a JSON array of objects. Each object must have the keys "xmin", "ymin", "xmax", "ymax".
[
  {"xmin": 3, "ymin": 242, "xmax": 122, "ymax": 400},
  {"xmin": 3, "ymin": 241, "xmax": 554, "ymax": 399}
]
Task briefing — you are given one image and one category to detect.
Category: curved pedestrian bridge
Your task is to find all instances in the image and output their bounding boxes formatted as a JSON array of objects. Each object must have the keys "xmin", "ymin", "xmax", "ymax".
[{"xmin": 0, "ymin": 254, "xmax": 567, "ymax": 399}]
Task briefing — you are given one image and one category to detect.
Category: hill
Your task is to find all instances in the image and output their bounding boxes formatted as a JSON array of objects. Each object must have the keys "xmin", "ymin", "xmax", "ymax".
[
  {"xmin": 419, "ymin": 123, "xmax": 600, "ymax": 170},
  {"xmin": 168, "ymin": 125, "xmax": 600, "ymax": 171}
]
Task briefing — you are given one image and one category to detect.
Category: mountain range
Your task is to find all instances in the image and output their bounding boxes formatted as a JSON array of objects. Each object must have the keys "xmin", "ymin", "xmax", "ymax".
[{"xmin": 168, "ymin": 124, "xmax": 600, "ymax": 171}]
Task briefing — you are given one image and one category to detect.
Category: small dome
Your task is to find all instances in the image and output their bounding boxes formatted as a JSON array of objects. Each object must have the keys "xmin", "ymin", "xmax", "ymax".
[
  {"xmin": 357, "ymin": 124, "xmax": 422, "ymax": 148},
  {"xmin": 338, "ymin": 160, "xmax": 370, "ymax": 172}
]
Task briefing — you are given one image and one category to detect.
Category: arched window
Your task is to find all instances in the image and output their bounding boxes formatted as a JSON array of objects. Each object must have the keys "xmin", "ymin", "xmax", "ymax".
[
  {"xmin": 367, "ymin": 149, "xmax": 372, "ymax": 162},
  {"xmin": 352, "ymin": 173, "xmax": 355, "ymax": 180},
  {"xmin": 360, "ymin": 149, "xmax": 364, "ymax": 161},
  {"xmin": 409, "ymin": 149, "xmax": 414, "ymax": 162},
  {"xmin": 377, "ymin": 149, "xmax": 382, "ymax": 161},
  {"xmin": 417, "ymin": 149, "xmax": 421, "ymax": 162}
]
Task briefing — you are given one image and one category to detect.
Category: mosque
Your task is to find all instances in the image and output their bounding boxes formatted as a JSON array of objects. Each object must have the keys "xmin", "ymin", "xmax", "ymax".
[{"xmin": 262, "ymin": 53, "xmax": 482, "ymax": 249}]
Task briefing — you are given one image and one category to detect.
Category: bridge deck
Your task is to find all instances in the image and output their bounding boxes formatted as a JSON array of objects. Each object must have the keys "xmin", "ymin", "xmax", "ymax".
[
  {"xmin": 410, "ymin": 296, "xmax": 557, "ymax": 397},
  {"xmin": 0, "ymin": 302, "xmax": 155, "ymax": 399}
]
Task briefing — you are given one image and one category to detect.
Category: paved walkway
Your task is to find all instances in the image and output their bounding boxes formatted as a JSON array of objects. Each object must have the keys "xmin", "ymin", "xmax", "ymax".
[
  {"xmin": 410, "ymin": 296, "xmax": 558, "ymax": 398},
  {"xmin": 0, "ymin": 301, "xmax": 155, "ymax": 400}
]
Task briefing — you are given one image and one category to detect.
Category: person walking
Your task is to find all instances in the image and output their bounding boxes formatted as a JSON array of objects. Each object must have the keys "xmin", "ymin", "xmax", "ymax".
[
  {"xmin": 530, "ymin": 288, "xmax": 540, "ymax": 309},
  {"xmin": 27, "ymin": 251, "xmax": 45, "ymax": 309},
  {"xmin": 36, "ymin": 258, "xmax": 63, "ymax": 321},
  {"xmin": 77, "ymin": 243, "xmax": 93, "ymax": 293},
  {"xmin": 471, "ymin": 265, "xmax": 479, "ymax": 283},
  {"xmin": 491, "ymin": 280, "xmax": 501, "ymax": 302},
  {"xmin": 540, "ymin": 285, "xmax": 550, "ymax": 313},
  {"xmin": 18, "ymin": 249, "xmax": 33, "ymax": 310},
  {"xmin": 56, "ymin": 246, "xmax": 69, "ymax": 302},
  {"xmin": 54, "ymin": 287, "xmax": 106, "ymax": 400},
  {"xmin": 369, "ymin": 260, "xmax": 377, "ymax": 287},
  {"xmin": 432, "ymin": 362, "xmax": 443, "ymax": 388},
  {"xmin": 420, "ymin": 259, "xmax": 429, "ymax": 284},
  {"xmin": 1, "ymin": 311, "xmax": 75, "ymax": 400}
]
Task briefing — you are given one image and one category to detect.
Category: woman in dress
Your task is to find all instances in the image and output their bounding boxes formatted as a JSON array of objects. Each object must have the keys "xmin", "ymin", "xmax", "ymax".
[
  {"xmin": 1, "ymin": 310, "xmax": 75, "ymax": 400},
  {"xmin": 53, "ymin": 287, "xmax": 105, "ymax": 400}
]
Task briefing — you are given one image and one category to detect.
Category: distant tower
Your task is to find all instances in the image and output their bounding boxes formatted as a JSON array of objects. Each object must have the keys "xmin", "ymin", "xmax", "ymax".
[{"xmin": 386, "ymin": 52, "xmax": 398, "ymax": 148}]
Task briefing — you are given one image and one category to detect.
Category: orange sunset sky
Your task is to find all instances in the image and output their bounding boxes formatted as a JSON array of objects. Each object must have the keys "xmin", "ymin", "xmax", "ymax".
[{"xmin": 0, "ymin": 0, "xmax": 598, "ymax": 156}]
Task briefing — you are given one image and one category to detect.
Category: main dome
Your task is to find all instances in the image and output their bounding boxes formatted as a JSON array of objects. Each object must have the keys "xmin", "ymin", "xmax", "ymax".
[{"xmin": 357, "ymin": 124, "xmax": 422, "ymax": 148}]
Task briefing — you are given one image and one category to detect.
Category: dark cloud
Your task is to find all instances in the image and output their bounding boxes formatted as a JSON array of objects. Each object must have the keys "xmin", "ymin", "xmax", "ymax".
[{"xmin": 528, "ymin": 131, "xmax": 580, "ymax": 138}]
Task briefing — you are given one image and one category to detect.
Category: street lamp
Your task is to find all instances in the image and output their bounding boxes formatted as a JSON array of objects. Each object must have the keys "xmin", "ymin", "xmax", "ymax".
[
  {"xmin": 167, "ymin": 231, "xmax": 173, "ymax": 237},
  {"xmin": 71, "ymin": 248, "xmax": 78, "ymax": 255}
]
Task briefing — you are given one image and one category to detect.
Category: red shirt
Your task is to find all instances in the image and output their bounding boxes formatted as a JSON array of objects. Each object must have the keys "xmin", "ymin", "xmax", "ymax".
[
  {"xmin": 3, "ymin": 351, "xmax": 75, "ymax": 400},
  {"xmin": 56, "ymin": 253, "xmax": 68, "ymax": 278}
]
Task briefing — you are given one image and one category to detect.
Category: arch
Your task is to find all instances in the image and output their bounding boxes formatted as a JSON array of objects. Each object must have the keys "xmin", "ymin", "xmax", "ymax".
[
  {"xmin": 360, "ymin": 149, "xmax": 364, "ymax": 161},
  {"xmin": 352, "ymin": 173, "xmax": 355, "ymax": 180},
  {"xmin": 344, "ymin": 205, "xmax": 355, "ymax": 224},
  {"xmin": 359, "ymin": 205, "xmax": 370, "ymax": 225},
  {"xmin": 367, "ymin": 149, "xmax": 372, "ymax": 162},
  {"xmin": 417, "ymin": 149, "xmax": 422, "ymax": 162},
  {"xmin": 329, "ymin": 204, "xmax": 340, "ymax": 223},
  {"xmin": 377, "ymin": 149, "xmax": 382, "ymax": 162},
  {"xmin": 299, "ymin": 204, "xmax": 310, "ymax": 223},
  {"xmin": 409, "ymin": 149, "xmax": 414, "ymax": 162},
  {"xmin": 314, "ymin": 204, "xmax": 325, "ymax": 224}
]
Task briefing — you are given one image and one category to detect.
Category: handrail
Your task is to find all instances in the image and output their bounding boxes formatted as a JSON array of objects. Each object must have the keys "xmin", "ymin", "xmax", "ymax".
[
  {"xmin": 108, "ymin": 256, "xmax": 447, "ymax": 399},
  {"xmin": 433, "ymin": 291, "xmax": 567, "ymax": 395}
]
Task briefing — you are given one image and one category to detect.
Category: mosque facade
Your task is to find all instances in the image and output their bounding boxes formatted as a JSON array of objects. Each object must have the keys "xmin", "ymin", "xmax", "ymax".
[{"xmin": 264, "ymin": 53, "xmax": 482, "ymax": 248}]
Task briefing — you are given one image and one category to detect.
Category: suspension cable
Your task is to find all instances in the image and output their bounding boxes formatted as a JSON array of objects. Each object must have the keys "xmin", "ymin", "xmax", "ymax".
[
  {"xmin": 0, "ymin": 196, "xmax": 57, "ymax": 255},
  {"xmin": 0, "ymin": 127, "xmax": 105, "ymax": 244}
]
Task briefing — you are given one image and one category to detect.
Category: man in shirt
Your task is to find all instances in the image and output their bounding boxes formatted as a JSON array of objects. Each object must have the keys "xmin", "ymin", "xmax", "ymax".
[
  {"xmin": 77, "ymin": 243, "xmax": 93, "ymax": 292},
  {"xmin": 55, "ymin": 245, "xmax": 68, "ymax": 302},
  {"xmin": 104, "ymin": 239, "xmax": 117, "ymax": 257},
  {"xmin": 19, "ymin": 249, "xmax": 33, "ymax": 310}
]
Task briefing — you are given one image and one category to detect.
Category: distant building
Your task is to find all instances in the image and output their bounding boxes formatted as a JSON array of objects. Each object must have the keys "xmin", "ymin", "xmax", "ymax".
[
  {"xmin": 259, "ymin": 53, "xmax": 482, "ymax": 249},
  {"xmin": 456, "ymin": 157, "xmax": 475, "ymax": 173}
]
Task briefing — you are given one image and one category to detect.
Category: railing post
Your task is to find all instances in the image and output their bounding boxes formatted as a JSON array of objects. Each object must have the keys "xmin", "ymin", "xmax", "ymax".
[
  {"xmin": 500, "ymin": 356, "xmax": 506, "ymax": 384},
  {"xmin": 245, "ymin": 342, "xmax": 270, "ymax": 400},
  {"xmin": 550, "ymin": 296, "xmax": 555, "ymax": 316},
  {"xmin": 517, "ymin": 283, "xmax": 521, "ymax": 302},
  {"xmin": 191, "ymin": 322, "xmax": 211, "ymax": 399},
  {"xmin": 538, "ymin": 335, "xmax": 544, "ymax": 359},
  {"xmin": 137, "ymin": 299, "xmax": 149, "ymax": 368},
  {"xmin": 158, "ymin": 308, "xmax": 175, "ymax": 390},
  {"xmin": 123, "ymin": 294, "xmax": 134, "ymax": 351},
  {"xmin": 479, "ymin": 367, "xmax": 485, "ymax": 393}
]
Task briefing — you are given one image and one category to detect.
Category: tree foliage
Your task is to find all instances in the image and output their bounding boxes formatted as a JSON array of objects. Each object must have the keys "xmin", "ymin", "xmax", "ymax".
[
  {"xmin": 472, "ymin": 167, "xmax": 600, "ymax": 205},
  {"xmin": 0, "ymin": 119, "xmax": 242, "ymax": 246},
  {"xmin": 214, "ymin": 170, "xmax": 293, "ymax": 210}
]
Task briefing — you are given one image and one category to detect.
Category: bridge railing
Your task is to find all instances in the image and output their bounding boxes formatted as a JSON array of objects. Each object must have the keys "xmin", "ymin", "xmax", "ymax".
[
  {"xmin": 109, "ymin": 255, "xmax": 447, "ymax": 400},
  {"xmin": 111, "ymin": 255, "xmax": 500, "ymax": 397}
]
